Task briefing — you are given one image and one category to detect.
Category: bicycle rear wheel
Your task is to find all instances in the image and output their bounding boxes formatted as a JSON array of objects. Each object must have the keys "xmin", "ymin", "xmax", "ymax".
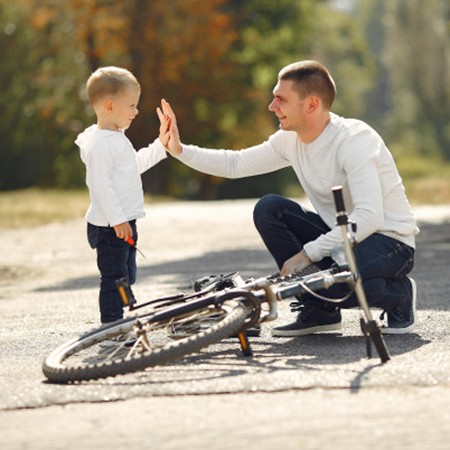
[{"xmin": 42, "ymin": 300, "xmax": 247, "ymax": 383}]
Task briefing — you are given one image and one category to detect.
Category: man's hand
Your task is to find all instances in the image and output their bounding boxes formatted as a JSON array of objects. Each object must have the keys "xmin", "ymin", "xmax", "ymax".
[
  {"xmin": 280, "ymin": 250, "xmax": 313, "ymax": 277},
  {"xmin": 157, "ymin": 99, "xmax": 182, "ymax": 156},
  {"xmin": 113, "ymin": 221, "xmax": 133, "ymax": 242}
]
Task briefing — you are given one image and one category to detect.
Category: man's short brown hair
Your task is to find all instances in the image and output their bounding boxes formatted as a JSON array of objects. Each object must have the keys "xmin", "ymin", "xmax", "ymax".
[
  {"xmin": 86, "ymin": 66, "xmax": 140, "ymax": 106},
  {"xmin": 279, "ymin": 60, "xmax": 336, "ymax": 109}
]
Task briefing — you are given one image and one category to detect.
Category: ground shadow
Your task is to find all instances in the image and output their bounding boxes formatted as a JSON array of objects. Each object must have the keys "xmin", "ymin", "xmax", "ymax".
[
  {"xmin": 35, "ymin": 220, "xmax": 450, "ymax": 314},
  {"xmin": 34, "ymin": 247, "xmax": 275, "ymax": 293},
  {"xmin": 75, "ymin": 332, "xmax": 429, "ymax": 390}
]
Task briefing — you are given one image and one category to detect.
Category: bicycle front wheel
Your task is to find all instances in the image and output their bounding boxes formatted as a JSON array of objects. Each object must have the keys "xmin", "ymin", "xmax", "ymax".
[{"xmin": 42, "ymin": 300, "xmax": 247, "ymax": 383}]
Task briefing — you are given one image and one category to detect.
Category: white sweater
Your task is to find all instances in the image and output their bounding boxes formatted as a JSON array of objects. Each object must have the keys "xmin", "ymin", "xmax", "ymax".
[
  {"xmin": 76, "ymin": 125, "xmax": 167, "ymax": 227},
  {"xmin": 176, "ymin": 113, "xmax": 419, "ymax": 262}
]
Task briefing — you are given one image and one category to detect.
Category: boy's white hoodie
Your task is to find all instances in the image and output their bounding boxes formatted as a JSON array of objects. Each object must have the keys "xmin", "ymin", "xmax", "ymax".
[{"xmin": 75, "ymin": 125, "xmax": 166, "ymax": 227}]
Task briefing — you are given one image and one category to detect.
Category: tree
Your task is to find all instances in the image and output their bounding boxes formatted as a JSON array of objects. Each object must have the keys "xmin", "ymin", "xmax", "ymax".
[
  {"xmin": 308, "ymin": 0, "xmax": 378, "ymax": 121},
  {"xmin": 383, "ymin": 0, "xmax": 450, "ymax": 159},
  {"xmin": 3, "ymin": 0, "xmax": 391, "ymax": 198},
  {"xmin": 0, "ymin": 0, "xmax": 93, "ymax": 189},
  {"xmin": 124, "ymin": 0, "xmax": 242, "ymax": 198}
]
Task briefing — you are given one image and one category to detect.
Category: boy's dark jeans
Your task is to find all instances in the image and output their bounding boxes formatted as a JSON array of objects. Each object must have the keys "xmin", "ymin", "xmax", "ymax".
[
  {"xmin": 253, "ymin": 194, "xmax": 415, "ymax": 310},
  {"xmin": 87, "ymin": 221, "xmax": 137, "ymax": 324}
]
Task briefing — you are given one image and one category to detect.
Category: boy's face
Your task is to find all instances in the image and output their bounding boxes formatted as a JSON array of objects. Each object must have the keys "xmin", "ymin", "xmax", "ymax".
[{"xmin": 107, "ymin": 87, "xmax": 140, "ymax": 131}]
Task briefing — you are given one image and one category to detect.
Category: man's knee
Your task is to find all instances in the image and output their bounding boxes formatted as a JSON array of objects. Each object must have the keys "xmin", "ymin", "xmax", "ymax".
[{"xmin": 253, "ymin": 194, "xmax": 285, "ymax": 225}]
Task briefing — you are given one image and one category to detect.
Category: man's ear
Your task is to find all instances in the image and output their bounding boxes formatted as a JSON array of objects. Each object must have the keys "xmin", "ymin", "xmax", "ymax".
[{"xmin": 307, "ymin": 95, "xmax": 320, "ymax": 114}]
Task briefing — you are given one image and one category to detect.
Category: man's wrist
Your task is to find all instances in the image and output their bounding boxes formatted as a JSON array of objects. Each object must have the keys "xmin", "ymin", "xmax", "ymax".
[
  {"xmin": 173, "ymin": 144, "xmax": 183, "ymax": 156},
  {"xmin": 302, "ymin": 248, "xmax": 310, "ymax": 260}
]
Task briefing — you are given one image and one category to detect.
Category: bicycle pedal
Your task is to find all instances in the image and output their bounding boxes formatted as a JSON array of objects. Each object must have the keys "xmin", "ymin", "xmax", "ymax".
[
  {"xmin": 116, "ymin": 277, "xmax": 137, "ymax": 310},
  {"xmin": 236, "ymin": 331, "xmax": 253, "ymax": 357},
  {"xmin": 244, "ymin": 325, "xmax": 261, "ymax": 337}
]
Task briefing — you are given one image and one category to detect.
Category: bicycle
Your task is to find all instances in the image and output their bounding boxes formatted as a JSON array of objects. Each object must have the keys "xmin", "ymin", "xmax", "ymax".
[{"xmin": 42, "ymin": 186, "xmax": 390, "ymax": 384}]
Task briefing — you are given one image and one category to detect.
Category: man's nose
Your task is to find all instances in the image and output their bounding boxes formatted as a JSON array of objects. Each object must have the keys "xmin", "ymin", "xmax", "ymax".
[{"xmin": 268, "ymin": 100, "xmax": 276, "ymax": 111}]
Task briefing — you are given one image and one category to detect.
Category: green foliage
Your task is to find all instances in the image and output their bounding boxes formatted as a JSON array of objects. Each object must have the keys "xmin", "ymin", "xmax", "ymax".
[
  {"xmin": 0, "ymin": 3, "xmax": 42, "ymax": 189},
  {"xmin": 383, "ymin": 0, "xmax": 450, "ymax": 159},
  {"xmin": 308, "ymin": 0, "xmax": 378, "ymax": 120},
  {"xmin": 0, "ymin": 1, "xmax": 90, "ymax": 189},
  {"xmin": 0, "ymin": 0, "xmax": 449, "ymax": 200}
]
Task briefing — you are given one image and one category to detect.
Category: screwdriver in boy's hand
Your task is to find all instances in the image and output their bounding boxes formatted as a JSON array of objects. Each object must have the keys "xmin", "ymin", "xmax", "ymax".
[{"xmin": 126, "ymin": 238, "xmax": 146, "ymax": 259}]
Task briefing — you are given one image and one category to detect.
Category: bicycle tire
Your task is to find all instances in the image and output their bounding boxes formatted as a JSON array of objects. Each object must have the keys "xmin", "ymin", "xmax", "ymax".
[{"xmin": 43, "ymin": 300, "xmax": 247, "ymax": 383}]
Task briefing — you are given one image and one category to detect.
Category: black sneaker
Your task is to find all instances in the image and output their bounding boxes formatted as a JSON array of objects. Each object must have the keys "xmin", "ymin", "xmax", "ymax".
[
  {"xmin": 271, "ymin": 301, "xmax": 342, "ymax": 337},
  {"xmin": 380, "ymin": 277, "xmax": 416, "ymax": 334}
]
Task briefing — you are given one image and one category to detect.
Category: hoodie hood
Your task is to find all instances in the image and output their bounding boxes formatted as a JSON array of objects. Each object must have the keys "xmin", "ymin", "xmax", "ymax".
[{"xmin": 75, "ymin": 125, "xmax": 119, "ymax": 163}]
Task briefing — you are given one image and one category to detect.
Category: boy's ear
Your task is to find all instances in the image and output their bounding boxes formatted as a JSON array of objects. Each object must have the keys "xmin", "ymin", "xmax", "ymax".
[{"xmin": 104, "ymin": 98, "xmax": 114, "ymax": 112}]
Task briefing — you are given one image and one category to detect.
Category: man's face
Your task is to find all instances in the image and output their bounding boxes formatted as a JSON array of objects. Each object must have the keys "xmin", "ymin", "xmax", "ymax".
[{"xmin": 268, "ymin": 79, "xmax": 307, "ymax": 132}]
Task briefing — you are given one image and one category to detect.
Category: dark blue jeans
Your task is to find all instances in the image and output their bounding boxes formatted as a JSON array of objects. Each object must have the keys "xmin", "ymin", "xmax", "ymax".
[
  {"xmin": 253, "ymin": 194, "xmax": 415, "ymax": 310},
  {"xmin": 87, "ymin": 221, "xmax": 137, "ymax": 324}
]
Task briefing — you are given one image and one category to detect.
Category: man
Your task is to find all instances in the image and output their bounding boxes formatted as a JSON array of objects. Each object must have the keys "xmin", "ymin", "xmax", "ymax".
[{"xmin": 159, "ymin": 60, "xmax": 419, "ymax": 337}]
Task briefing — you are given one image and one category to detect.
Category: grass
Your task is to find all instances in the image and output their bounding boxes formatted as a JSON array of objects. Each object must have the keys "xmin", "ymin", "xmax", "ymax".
[
  {"xmin": 0, "ymin": 189, "xmax": 90, "ymax": 230},
  {"xmin": 1, "ymin": 168, "xmax": 450, "ymax": 230},
  {"xmin": 404, "ymin": 177, "xmax": 450, "ymax": 206},
  {"xmin": 396, "ymin": 156, "xmax": 450, "ymax": 206},
  {"xmin": 0, "ymin": 189, "xmax": 174, "ymax": 230}
]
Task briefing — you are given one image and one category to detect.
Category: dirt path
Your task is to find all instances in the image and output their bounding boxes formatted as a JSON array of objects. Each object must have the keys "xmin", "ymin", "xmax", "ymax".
[{"xmin": 1, "ymin": 199, "xmax": 449, "ymax": 449}]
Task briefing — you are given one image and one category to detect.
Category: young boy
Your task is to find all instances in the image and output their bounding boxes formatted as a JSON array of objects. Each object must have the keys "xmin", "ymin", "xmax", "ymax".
[{"xmin": 75, "ymin": 66, "xmax": 167, "ymax": 326}]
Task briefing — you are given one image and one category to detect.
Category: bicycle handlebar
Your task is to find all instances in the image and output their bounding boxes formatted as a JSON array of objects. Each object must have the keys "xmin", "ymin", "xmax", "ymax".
[
  {"xmin": 332, "ymin": 185, "xmax": 345, "ymax": 214},
  {"xmin": 275, "ymin": 270, "xmax": 355, "ymax": 302},
  {"xmin": 214, "ymin": 268, "xmax": 356, "ymax": 326}
]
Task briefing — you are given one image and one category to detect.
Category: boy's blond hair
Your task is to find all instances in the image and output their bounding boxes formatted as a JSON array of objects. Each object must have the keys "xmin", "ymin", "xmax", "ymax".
[{"xmin": 86, "ymin": 66, "xmax": 140, "ymax": 106}]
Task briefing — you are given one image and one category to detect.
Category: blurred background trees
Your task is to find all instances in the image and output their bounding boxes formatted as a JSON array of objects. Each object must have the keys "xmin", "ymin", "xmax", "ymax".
[{"xmin": 0, "ymin": 0, "xmax": 449, "ymax": 200}]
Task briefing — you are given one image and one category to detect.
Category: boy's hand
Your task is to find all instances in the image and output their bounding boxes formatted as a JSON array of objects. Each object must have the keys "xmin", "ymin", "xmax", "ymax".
[
  {"xmin": 157, "ymin": 107, "xmax": 171, "ymax": 148},
  {"xmin": 113, "ymin": 221, "xmax": 133, "ymax": 242},
  {"xmin": 157, "ymin": 99, "xmax": 182, "ymax": 156}
]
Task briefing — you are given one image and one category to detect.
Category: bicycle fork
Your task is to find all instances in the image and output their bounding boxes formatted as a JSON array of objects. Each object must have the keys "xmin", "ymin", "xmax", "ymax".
[{"xmin": 332, "ymin": 186, "xmax": 390, "ymax": 363}]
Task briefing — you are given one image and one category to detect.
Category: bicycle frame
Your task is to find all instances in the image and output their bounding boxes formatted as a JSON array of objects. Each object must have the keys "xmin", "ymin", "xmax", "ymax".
[{"xmin": 116, "ymin": 186, "xmax": 390, "ymax": 364}]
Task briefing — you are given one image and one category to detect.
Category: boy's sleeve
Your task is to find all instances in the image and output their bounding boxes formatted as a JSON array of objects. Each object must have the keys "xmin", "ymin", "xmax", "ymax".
[{"xmin": 136, "ymin": 138, "xmax": 167, "ymax": 174}]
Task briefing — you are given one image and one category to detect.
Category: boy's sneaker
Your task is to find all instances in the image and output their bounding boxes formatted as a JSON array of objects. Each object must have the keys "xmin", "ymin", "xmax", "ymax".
[
  {"xmin": 99, "ymin": 333, "xmax": 137, "ymax": 348},
  {"xmin": 380, "ymin": 277, "xmax": 417, "ymax": 334},
  {"xmin": 271, "ymin": 301, "xmax": 342, "ymax": 337}
]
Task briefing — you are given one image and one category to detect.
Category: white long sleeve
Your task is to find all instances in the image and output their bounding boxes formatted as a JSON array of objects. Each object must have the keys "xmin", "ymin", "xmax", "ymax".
[{"xmin": 176, "ymin": 113, "xmax": 418, "ymax": 261}]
